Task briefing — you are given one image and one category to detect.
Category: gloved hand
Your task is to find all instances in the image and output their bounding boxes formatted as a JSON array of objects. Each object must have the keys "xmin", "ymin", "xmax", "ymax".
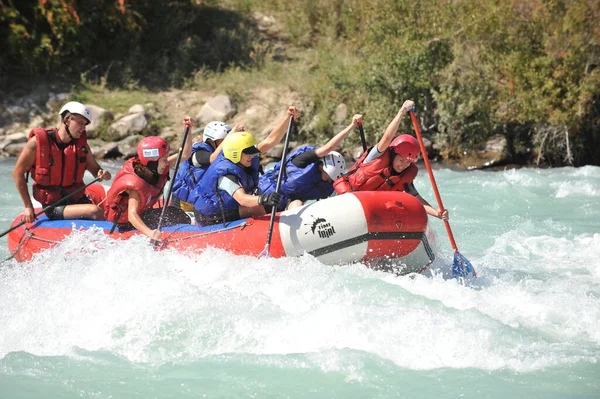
[{"xmin": 258, "ymin": 192, "xmax": 281, "ymax": 207}]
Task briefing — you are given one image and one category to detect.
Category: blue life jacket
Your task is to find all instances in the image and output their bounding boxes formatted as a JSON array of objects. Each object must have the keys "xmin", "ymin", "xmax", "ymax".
[
  {"xmin": 194, "ymin": 153, "xmax": 260, "ymax": 216},
  {"xmin": 258, "ymin": 146, "xmax": 333, "ymax": 203},
  {"xmin": 172, "ymin": 142, "xmax": 213, "ymax": 203}
]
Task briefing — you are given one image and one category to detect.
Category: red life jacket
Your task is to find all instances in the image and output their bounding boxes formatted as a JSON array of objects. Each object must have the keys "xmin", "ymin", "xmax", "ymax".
[
  {"xmin": 104, "ymin": 158, "xmax": 169, "ymax": 223},
  {"xmin": 333, "ymin": 147, "xmax": 418, "ymax": 194},
  {"xmin": 28, "ymin": 128, "xmax": 89, "ymax": 205}
]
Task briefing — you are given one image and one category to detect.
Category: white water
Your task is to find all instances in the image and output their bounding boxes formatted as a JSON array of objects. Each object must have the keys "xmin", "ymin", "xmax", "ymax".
[{"xmin": 1, "ymin": 159, "xmax": 599, "ymax": 398}]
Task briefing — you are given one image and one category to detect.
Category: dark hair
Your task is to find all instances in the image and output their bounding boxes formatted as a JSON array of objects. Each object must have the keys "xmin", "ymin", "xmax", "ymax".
[{"xmin": 133, "ymin": 157, "xmax": 159, "ymax": 185}]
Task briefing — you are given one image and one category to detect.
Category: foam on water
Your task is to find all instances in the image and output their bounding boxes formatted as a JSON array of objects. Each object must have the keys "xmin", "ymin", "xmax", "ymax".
[
  {"xmin": 1, "ymin": 223, "xmax": 598, "ymax": 378},
  {"xmin": 0, "ymin": 161, "xmax": 599, "ymax": 397}
]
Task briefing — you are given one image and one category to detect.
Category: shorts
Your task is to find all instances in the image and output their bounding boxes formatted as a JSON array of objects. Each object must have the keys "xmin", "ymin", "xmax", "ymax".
[{"xmin": 43, "ymin": 195, "xmax": 92, "ymax": 220}]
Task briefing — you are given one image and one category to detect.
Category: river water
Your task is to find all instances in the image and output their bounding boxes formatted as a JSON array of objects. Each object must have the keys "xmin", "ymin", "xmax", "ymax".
[{"xmin": 0, "ymin": 157, "xmax": 598, "ymax": 398}]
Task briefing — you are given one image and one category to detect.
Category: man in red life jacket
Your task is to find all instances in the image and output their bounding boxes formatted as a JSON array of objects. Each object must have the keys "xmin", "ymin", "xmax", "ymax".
[
  {"xmin": 333, "ymin": 100, "xmax": 449, "ymax": 221},
  {"xmin": 12, "ymin": 101, "xmax": 112, "ymax": 223}
]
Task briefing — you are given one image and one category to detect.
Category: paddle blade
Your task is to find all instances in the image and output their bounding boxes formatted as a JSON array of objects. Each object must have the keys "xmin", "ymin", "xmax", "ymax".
[
  {"xmin": 452, "ymin": 251, "xmax": 476, "ymax": 278},
  {"xmin": 258, "ymin": 244, "xmax": 271, "ymax": 259}
]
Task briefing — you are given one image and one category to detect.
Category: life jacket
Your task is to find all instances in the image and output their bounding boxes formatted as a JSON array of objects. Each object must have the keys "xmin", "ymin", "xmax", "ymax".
[
  {"xmin": 103, "ymin": 158, "xmax": 169, "ymax": 223},
  {"xmin": 172, "ymin": 141, "xmax": 213, "ymax": 204},
  {"xmin": 194, "ymin": 153, "xmax": 260, "ymax": 216},
  {"xmin": 28, "ymin": 128, "xmax": 89, "ymax": 205},
  {"xmin": 333, "ymin": 147, "xmax": 418, "ymax": 194},
  {"xmin": 258, "ymin": 145, "xmax": 333, "ymax": 203}
]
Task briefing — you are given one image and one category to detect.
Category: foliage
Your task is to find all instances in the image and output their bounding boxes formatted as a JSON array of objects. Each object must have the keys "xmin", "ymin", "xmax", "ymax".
[
  {"xmin": 1, "ymin": 0, "xmax": 598, "ymax": 165},
  {"xmin": 0, "ymin": 0, "xmax": 262, "ymax": 88}
]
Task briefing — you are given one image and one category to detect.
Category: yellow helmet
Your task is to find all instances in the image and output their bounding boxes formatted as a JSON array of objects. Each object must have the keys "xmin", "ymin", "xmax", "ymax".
[{"xmin": 222, "ymin": 131, "xmax": 258, "ymax": 163}]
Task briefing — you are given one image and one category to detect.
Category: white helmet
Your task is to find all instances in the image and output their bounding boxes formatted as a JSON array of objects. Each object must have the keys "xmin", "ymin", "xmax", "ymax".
[
  {"xmin": 322, "ymin": 151, "xmax": 346, "ymax": 181},
  {"xmin": 59, "ymin": 101, "xmax": 92, "ymax": 125},
  {"xmin": 203, "ymin": 121, "xmax": 231, "ymax": 142}
]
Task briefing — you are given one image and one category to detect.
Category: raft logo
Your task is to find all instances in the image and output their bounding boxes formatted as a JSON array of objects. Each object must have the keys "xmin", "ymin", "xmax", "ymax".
[{"xmin": 305, "ymin": 215, "xmax": 336, "ymax": 239}]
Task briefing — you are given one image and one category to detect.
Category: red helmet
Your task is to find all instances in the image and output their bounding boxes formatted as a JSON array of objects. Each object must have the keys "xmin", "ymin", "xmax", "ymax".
[
  {"xmin": 390, "ymin": 134, "xmax": 420, "ymax": 162},
  {"xmin": 137, "ymin": 136, "xmax": 170, "ymax": 166}
]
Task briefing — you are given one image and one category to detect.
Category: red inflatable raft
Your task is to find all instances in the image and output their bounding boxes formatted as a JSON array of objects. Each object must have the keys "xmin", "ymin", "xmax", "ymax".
[{"xmin": 6, "ymin": 188, "xmax": 436, "ymax": 274}]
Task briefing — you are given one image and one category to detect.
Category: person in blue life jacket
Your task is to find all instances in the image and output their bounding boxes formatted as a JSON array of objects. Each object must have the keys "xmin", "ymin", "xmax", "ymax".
[
  {"xmin": 258, "ymin": 114, "xmax": 364, "ymax": 210},
  {"xmin": 193, "ymin": 106, "xmax": 300, "ymax": 226},
  {"xmin": 171, "ymin": 121, "xmax": 245, "ymax": 212},
  {"xmin": 334, "ymin": 100, "xmax": 448, "ymax": 221}
]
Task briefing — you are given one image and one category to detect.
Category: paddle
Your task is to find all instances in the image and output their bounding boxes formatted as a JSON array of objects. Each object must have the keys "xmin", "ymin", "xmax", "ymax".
[
  {"xmin": 409, "ymin": 109, "xmax": 476, "ymax": 278},
  {"xmin": 1, "ymin": 176, "xmax": 103, "ymax": 239},
  {"xmin": 153, "ymin": 118, "xmax": 192, "ymax": 247},
  {"xmin": 258, "ymin": 112, "xmax": 295, "ymax": 258},
  {"xmin": 358, "ymin": 122, "xmax": 367, "ymax": 152}
]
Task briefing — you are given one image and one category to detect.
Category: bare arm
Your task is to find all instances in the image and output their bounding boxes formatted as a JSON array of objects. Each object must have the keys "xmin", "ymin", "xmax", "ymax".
[
  {"xmin": 415, "ymin": 194, "xmax": 449, "ymax": 220},
  {"xmin": 13, "ymin": 138, "xmax": 37, "ymax": 221},
  {"xmin": 257, "ymin": 106, "xmax": 300, "ymax": 153},
  {"xmin": 209, "ymin": 141, "xmax": 224, "ymax": 163},
  {"xmin": 231, "ymin": 187, "xmax": 263, "ymax": 208},
  {"xmin": 315, "ymin": 114, "xmax": 363, "ymax": 158},
  {"xmin": 86, "ymin": 149, "xmax": 111, "ymax": 181},
  {"xmin": 376, "ymin": 100, "xmax": 414, "ymax": 153},
  {"xmin": 126, "ymin": 190, "xmax": 162, "ymax": 240}
]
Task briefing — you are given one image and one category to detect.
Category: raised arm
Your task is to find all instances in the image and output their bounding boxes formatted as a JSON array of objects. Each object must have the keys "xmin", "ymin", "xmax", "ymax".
[
  {"xmin": 376, "ymin": 100, "xmax": 414, "ymax": 153},
  {"xmin": 257, "ymin": 106, "xmax": 300, "ymax": 154},
  {"xmin": 315, "ymin": 114, "xmax": 363, "ymax": 158}
]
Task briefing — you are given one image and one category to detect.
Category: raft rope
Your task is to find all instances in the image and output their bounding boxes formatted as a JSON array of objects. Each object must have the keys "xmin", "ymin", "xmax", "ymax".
[
  {"xmin": 3, "ymin": 226, "xmax": 61, "ymax": 262},
  {"xmin": 161, "ymin": 220, "xmax": 250, "ymax": 245}
]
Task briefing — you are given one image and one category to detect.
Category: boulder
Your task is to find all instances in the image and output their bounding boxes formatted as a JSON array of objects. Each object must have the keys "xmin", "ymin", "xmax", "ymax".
[
  {"xmin": 110, "ymin": 113, "xmax": 148, "ymax": 138},
  {"xmin": 86, "ymin": 104, "xmax": 112, "ymax": 134},
  {"xmin": 2, "ymin": 142, "xmax": 27, "ymax": 157},
  {"xmin": 462, "ymin": 134, "xmax": 510, "ymax": 170},
  {"xmin": 128, "ymin": 104, "xmax": 146, "ymax": 114},
  {"xmin": 0, "ymin": 132, "xmax": 28, "ymax": 151},
  {"xmin": 195, "ymin": 95, "xmax": 236, "ymax": 124}
]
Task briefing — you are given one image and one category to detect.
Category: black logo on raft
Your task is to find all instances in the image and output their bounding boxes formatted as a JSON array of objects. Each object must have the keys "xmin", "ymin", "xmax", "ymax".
[{"xmin": 305, "ymin": 216, "xmax": 336, "ymax": 239}]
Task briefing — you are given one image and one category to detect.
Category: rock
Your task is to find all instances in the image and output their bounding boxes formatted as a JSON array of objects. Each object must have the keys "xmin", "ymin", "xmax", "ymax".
[
  {"xmin": 2, "ymin": 142, "xmax": 27, "ymax": 157},
  {"xmin": 195, "ymin": 95, "xmax": 236, "ymax": 124},
  {"xmin": 109, "ymin": 113, "xmax": 148, "ymax": 138},
  {"xmin": 462, "ymin": 134, "xmax": 510, "ymax": 169},
  {"xmin": 97, "ymin": 142, "xmax": 122, "ymax": 159},
  {"xmin": 484, "ymin": 134, "xmax": 508, "ymax": 153},
  {"xmin": 119, "ymin": 134, "xmax": 144, "ymax": 150},
  {"xmin": 27, "ymin": 115, "xmax": 44, "ymax": 129},
  {"xmin": 86, "ymin": 104, "xmax": 112, "ymax": 133},
  {"xmin": 243, "ymin": 104, "xmax": 271, "ymax": 123},
  {"xmin": 46, "ymin": 93, "xmax": 70, "ymax": 112},
  {"xmin": 0, "ymin": 132, "xmax": 28, "ymax": 151},
  {"xmin": 128, "ymin": 104, "xmax": 146, "ymax": 114},
  {"xmin": 333, "ymin": 103, "xmax": 348, "ymax": 125}
]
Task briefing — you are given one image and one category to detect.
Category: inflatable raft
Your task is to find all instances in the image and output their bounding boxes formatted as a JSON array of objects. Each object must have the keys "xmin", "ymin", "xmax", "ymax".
[{"xmin": 6, "ymin": 189, "xmax": 436, "ymax": 274}]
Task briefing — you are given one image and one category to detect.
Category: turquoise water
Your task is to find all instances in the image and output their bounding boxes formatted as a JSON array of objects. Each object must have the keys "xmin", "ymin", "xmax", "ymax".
[{"xmin": 1, "ymin": 157, "xmax": 599, "ymax": 398}]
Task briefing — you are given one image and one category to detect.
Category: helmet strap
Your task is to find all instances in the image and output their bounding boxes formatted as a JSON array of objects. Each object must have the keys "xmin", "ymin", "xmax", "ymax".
[{"xmin": 63, "ymin": 118, "xmax": 75, "ymax": 142}]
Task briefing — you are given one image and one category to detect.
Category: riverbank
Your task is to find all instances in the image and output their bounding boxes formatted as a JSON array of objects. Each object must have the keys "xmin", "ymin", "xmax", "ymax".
[{"xmin": 0, "ymin": 84, "xmax": 526, "ymax": 170}]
